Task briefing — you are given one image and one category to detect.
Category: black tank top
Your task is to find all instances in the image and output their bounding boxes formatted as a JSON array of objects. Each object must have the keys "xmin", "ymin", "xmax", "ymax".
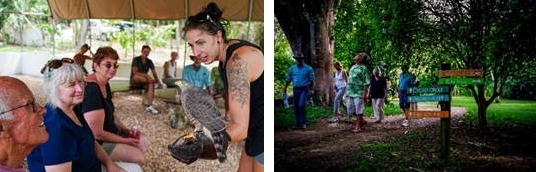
[{"xmin": 219, "ymin": 40, "xmax": 264, "ymax": 156}]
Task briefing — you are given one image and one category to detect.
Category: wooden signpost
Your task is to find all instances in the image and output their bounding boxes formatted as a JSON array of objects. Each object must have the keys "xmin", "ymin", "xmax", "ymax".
[
  {"xmin": 408, "ymin": 65, "xmax": 484, "ymax": 164},
  {"xmin": 439, "ymin": 69, "xmax": 483, "ymax": 77},
  {"xmin": 405, "ymin": 111, "xmax": 449, "ymax": 119}
]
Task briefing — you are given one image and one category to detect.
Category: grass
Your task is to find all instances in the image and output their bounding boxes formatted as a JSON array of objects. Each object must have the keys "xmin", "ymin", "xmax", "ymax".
[
  {"xmin": 345, "ymin": 97, "xmax": 536, "ymax": 171},
  {"xmin": 423, "ymin": 96, "xmax": 536, "ymax": 126},
  {"xmin": 274, "ymin": 101, "xmax": 403, "ymax": 130},
  {"xmin": 275, "ymin": 105, "xmax": 333, "ymax": 129},
  {"xmin": 346, "ymin": 130, "xmax": 454, "ymax": 172}
]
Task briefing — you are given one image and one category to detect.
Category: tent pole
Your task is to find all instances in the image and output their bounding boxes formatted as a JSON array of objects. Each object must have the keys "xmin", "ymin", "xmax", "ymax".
[
  {"xmin": 246, "ymin": 0, "xmax": 253, "ymax": 41},
  {"xmin": 176, "ymin": 20, "xmax": 181, "ymax": 78},
  {"xmin": 85, "ymin": 0, "xmax": 91, "ymax": 47},
  {"xmin": 182, "ymin": 0, "xmax": 189, "ymax": 74},
  {"xmin": 51, "ymin": 18, "xmax": 56, "ymax": 56},
  {"xmin": 131, "ymin": 0, "xmax": 136, "ymax": 58}
]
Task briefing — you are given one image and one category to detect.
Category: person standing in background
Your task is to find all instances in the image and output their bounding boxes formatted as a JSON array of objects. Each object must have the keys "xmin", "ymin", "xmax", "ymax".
[
  {"xmin": 73, "ymin": 44, "xmax": 94, "ymax": 74},
  {"xmin": 399, "ymin": 65, "xmax": 417, "ymax": 127},
  {"xmin": 162, "ymin": 52, "xmax": 180, "ymax": 88},
  {"xmin": 369, "ymin": 67, "xmax": 387, "ymax": 123},
  {"xmin": 347, "ymin": 53, "xmax": 370, "ymax": 133},
  {"xmin": 329, "ymin": 62, "xmax": 347, "ymax": 123},
  {"xmin": 283, "ymin": 56, "xmax": 315, "ymax": 130}
]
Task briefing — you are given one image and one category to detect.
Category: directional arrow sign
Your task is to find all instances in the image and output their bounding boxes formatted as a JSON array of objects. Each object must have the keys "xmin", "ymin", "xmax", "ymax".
[
  {"xmin": 405, "ymin": 111, "xmax": 449, "ymax": 119},
  {"xmin": 408, "ymin": 86, "xmax": 450, "ymax": 94},
  {"xmin": 408, "ymin": 95, "xmax": 449, "ymax": 102},
  {"xmin": 440, "ymin": 69, "xmax": 483, "ymax": 78},
  {"xmin": 439, "ymin": 78, "xmax": 484, "ymax": 85}
]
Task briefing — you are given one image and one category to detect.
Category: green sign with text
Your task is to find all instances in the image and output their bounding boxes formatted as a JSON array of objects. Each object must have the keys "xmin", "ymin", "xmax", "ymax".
[
  {"xmin": 409, "ymin": 86, "xmax": 450, "ymax": 94},
  {"xmin": 408, "ymin": 95, "xmax": 450, "ymax": 102},
  {"xmin": 439, "ymin": 78, "xmax": 483, "ymax": 85}
]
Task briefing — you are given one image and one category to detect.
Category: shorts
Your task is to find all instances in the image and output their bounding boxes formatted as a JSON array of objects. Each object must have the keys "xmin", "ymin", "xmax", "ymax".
[
  {"xmin": 255, "ymin": 152, "xmax": 264, "ymax": 165},
  {"xmin": 348, "ymin": 97, "xmax": 365, "ymax": 115},
  {"xmin": 399, "ymin": 90, "xmax": 410, "ymax": 109},
  {"xmin": 101, "ymin": 130, "xmax": 129, "ymax": 154},
  {"xmin": 102, "ymin": 142, "xmax": 117, "ymax": 155}
]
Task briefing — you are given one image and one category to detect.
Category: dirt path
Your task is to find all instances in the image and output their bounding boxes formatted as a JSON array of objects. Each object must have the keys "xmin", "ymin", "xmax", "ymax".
[{"xmin": 275, "ymin": 105, "xmax": 466, "ymax": 172}]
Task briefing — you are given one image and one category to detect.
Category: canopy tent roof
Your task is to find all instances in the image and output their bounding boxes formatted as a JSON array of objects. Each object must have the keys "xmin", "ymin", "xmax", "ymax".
[{"xmin": 46, "ymin": 0, "xmax": 264, "ymax": 21}]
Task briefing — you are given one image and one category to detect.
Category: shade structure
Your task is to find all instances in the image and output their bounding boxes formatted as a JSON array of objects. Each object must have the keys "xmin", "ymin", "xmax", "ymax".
[{"xmin": 46, "ymin": 0, "xmax": 264, "ymax": 21}]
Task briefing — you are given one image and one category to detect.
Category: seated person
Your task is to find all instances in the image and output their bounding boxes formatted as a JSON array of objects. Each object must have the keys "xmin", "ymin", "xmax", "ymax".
[
  {"xmin": 162, "ymin": 51, "xmax": 181, "ymax": 88},
  {"xmin": 182, "ymin": 55, "xmax": 213, "ymax": 94},
  {"xmin": 73, "ymin": 44, "xmax": 94, "ymax": 74},
  {"xmin": 0, "ymin": 76, "xmax": 48, "ymax": 172},
  {"xmin": 82, "ymin": 47, "xmax": 148, "ymax": 166},
  {"xmin": 130, "ymin": 45, "xmax": 160, "ymax": 114},
  {"xmin": 27, "ymin": 59, "xmax": 142, "ymax": 172}
]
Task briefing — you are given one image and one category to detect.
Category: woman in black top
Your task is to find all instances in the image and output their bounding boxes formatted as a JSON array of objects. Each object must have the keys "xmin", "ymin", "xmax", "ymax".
[
  {"xmin": 183, "ymin": 3, "xmax": 264, "ymax": 172},
  {"xmin": 80, "ymin": 47, "xmax": 147, "ymax": 166},
  {"xmin": 369, "ymin": 67, "xmax": 388, "ymax": 123}
]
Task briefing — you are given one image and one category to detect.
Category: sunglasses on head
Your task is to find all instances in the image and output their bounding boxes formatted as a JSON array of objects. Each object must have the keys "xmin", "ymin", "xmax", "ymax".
[
  {"xmin": 101, "ymin": 62, "xmax": 119, "ymax": 69},
  {"xmin": 40, "ymin": 58, "xmax": 74, "ymax": 74},
  {"xmin": 0, "ymin": 99, "xmax": 39, "ymax": 116}
]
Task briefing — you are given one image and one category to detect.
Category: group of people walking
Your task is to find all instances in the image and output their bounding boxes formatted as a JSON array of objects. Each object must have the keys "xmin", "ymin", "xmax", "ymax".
[{"xmin": 285, "ymin": 52, "xmax": 418, "ymax": 133}]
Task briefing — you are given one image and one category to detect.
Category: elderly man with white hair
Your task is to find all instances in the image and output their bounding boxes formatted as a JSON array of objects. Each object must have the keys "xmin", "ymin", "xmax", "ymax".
[{"xmin": 0, "ymin": 76, "xmax": 48, "ymax": 172}]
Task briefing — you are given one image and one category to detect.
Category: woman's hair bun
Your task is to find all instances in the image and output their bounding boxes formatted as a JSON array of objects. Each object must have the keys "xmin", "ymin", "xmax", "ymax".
[{"xmin": 204, "ymin": 2, "xmax": 223, "ymax": 20}]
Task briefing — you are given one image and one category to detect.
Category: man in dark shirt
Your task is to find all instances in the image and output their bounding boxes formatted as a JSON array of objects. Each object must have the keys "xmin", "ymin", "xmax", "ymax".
[{"xmin": 130, "ymin": 45, "xmax": 161, "ymax": 114}]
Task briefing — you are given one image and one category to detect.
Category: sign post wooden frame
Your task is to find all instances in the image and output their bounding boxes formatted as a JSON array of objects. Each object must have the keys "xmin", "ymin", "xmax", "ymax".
[{"xmin": 408, "ymin": 64, "xmax": 483, "ymax": 164}]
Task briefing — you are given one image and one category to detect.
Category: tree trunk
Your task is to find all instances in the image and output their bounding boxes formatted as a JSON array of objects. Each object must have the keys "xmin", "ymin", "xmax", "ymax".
[
  {"xmin": 78, "ymin": 19, "xmax": 89, "ymax": 47},
  {"xmin": 275, "ymin": 0, "xmax": 336, "ymax": 105},
  {"xmin": 476, "ymin": 84, "xmax": 487, "ymax": 129}
]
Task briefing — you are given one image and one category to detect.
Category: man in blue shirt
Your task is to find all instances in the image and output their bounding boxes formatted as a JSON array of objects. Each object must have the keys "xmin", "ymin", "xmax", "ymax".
[
  {"xmin": 283, "ymin": 56, "xmax": 315, "ymax": 129},
  {"xmin": 182, "ymin": 55, "xmax": 213, "ymax": 94}
]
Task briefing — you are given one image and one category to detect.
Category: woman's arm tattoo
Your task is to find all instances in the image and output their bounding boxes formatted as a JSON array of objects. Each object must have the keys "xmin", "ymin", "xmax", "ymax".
[{"xmin": 227, "ymin": 55, "xmax": 250, "ymax": 108}]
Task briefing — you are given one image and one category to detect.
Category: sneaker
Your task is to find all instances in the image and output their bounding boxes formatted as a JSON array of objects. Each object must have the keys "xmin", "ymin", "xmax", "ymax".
[
  {"xmin": 401, "ymin": 119, "xmax": 409, "ymax": 127},
  {"xmin": 145, "ymin": 105, "xmax": 159, "ymax": 114}
]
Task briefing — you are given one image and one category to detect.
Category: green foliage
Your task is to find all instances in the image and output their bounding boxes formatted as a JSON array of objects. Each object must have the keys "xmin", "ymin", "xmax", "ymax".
[
  {"xmin": 331, "ymin": 0, "xmax": 536, "ymax": 127},
  {"xmin": 112, "ymin": 30, "xmax": 134, "ymax": 58},
  {"xmin": 274, "ymin": 19, "xmax": 295, "ymax": 98},
  {"xmin": 39, "ymin": 23, "xmax": 60, "ymax": 47},
  {"xmin": 274, "ymin": 106, "xmax": 333, "ymax": 130},
  {"xmin": 211, "ymin": 67, "xmax": 225, "ymax": 94}
]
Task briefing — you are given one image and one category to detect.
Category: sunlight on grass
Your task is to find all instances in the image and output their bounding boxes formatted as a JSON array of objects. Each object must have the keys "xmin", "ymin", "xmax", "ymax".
[{"xmin": 424, "ymin": 96, "xmax": 536, "ymax": 125}]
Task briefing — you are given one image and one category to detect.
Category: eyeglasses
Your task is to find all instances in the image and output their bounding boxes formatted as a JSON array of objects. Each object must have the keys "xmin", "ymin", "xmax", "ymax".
[
  {"xmin": 40, "ymin": 58, "xmax": 75, "ymax": 74},
  {"xmin": 101, "ymin": 62, "xmax": 119, "ymax": 69},
  {"xmin": 0, "ymin": 99, "xmax": 39, "ymax": 116}
]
